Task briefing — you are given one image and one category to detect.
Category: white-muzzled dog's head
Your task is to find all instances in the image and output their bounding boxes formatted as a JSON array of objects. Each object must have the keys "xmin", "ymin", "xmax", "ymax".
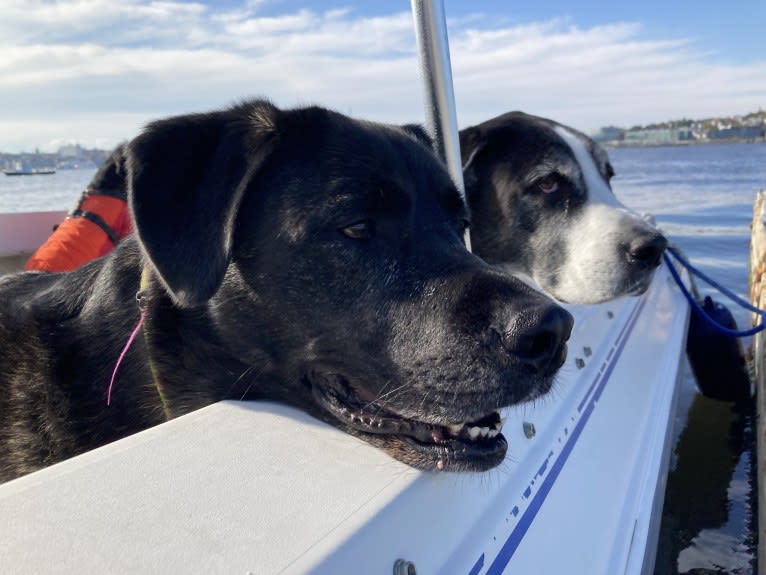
[{"xmin": 460, "ymin": 111, "xmax": 667, "ymax": 304}]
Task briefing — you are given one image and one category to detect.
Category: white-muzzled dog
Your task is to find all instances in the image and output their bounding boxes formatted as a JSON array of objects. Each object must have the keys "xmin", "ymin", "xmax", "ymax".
[{"xmin": 458, "ymin": 111, "xmax": 667, "ymax": 304}]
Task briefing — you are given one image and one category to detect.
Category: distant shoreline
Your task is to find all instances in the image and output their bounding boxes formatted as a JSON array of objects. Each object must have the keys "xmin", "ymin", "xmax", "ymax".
[{"xmin": 603, "ymin": 138, "xmax": 766, "ymax": 149}]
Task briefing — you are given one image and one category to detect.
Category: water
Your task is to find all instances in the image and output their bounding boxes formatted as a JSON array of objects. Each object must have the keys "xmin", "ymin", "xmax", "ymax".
[
  {"xmin": 2, "ymin": 143, "xmax": 765, "ymax": 573},
  {"xmin": 0, "ymin": 168, "xmax": 97, "ymax": 213},
  {"xmin": 610, "ymin": 142, "xmax": 766, "ymax": 575}
]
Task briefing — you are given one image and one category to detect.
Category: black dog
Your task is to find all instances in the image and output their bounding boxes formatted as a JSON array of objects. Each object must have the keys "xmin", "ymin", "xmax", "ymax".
[{"xmin": 0, "ymin": 100, "xmax": 573, "ymax": 482}]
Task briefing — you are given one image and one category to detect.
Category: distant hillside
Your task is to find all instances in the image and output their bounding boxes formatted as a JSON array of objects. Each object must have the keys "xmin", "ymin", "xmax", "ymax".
[{"xmin": 593, "ymin": 109, "xmax": 766, "ymax": 146}]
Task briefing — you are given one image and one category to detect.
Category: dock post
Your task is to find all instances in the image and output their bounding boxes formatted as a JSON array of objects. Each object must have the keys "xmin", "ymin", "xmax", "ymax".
[{"xmin": 749, "ymin": 189, "xmax": 766, "ymax": 573}]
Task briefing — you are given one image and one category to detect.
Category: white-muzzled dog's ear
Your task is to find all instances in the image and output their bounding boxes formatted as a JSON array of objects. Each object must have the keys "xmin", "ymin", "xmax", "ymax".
[
  {"xmin": 126, "ymin": 101, "xmax": 279, "ymax": 307},
  {"xmin": 458, "ymin": 126, "xmax": 488, "ymax": 196},
  {"xmin": 458, "ymin": 126, "xmax": 486, "ymax": 173}
]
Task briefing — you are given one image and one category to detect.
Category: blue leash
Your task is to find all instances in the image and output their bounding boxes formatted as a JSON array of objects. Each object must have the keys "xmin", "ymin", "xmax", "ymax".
[{"xmin": 664, "ymin": 245, "xmax": 766, "ymax": 338}]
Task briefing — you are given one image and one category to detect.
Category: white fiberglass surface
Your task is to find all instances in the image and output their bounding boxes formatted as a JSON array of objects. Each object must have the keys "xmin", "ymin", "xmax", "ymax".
[{"xmin": 0, "ymin": 266, "xmax": 688, "ymax": 575}]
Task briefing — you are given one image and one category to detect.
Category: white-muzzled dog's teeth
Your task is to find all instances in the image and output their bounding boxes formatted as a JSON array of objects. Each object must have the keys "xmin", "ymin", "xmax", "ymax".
[
  {"xmin": 467, "ymin": 427, "xmax": 481, "ymax": 440},
  {"xmin": 479, "ymin": 427, "xmax": 490, "ymax": 438},
  {"xmin": 488, "ymin": 429, "xmax": 499, "ymax": 438}
]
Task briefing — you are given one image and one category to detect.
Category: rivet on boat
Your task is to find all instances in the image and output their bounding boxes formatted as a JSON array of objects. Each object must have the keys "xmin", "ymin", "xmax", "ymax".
[
  {"xmin": 394, "ymin": 558, "xmax": 417, "ymax": 575},
  {"xmin": 583, "ymin": 346, "xmax": 592, "ymax": 357},
  {"xmin": 523, "ymin": 421, "xmax": 536, "ymax": 438},
  {"xmin": 607, "ymin": 310, "xmax": 614, "ymax": 319},
  {"xmin": 575, "ymin": 358, "xmax": 585, "ymax": 369}
]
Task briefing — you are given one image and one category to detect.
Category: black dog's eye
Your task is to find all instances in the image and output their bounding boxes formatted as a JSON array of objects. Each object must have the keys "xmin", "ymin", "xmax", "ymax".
[
  {"xmin": 340, "ymin": 219, "xmax": 375, "ymax": 240},
  {"xmin": 536, "ymin": 175, "xmax": 560, "ymax": 194}
]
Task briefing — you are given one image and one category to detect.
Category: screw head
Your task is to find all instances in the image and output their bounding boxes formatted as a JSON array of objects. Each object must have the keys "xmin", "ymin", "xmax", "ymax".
[{"xmin": 394, "ymin": 559, "xmax": 417, "ymax": 575}]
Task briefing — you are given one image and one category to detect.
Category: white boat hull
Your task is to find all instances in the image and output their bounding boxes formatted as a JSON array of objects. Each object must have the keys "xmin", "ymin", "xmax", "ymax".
[
  {"xmin": 0, "ymin": 210, "xmax": 66, "ymax": 258},
  {"xmin": 0, "ymin": 212, "xmax": 689, "ymax": 574}
]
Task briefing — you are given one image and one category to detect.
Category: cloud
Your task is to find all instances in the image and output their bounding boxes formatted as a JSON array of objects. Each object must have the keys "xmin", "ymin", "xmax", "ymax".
[
  {"xmin": 0, "ymin": 2, "xmax": 764, "ymax": 152},
  {"xmin": 0, "ymin": 113, "xmax": 143, "ymax": 153}
]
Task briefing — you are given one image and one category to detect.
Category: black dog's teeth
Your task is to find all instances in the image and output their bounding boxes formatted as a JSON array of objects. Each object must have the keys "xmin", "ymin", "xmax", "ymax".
[
  {"xmin": 469, "ymin": 411, "xmax": 502, "ymax": 429},
  {"xmin": 445, "ymin": 411, "xmax": 505, "ymax": 442},
  {"xmin": 345, "ymin": 406, "xmax": 505, "ymax": 445},
  {"xmin": 319, "ymin": 380, "xmax": 506, "ymax": 445}
]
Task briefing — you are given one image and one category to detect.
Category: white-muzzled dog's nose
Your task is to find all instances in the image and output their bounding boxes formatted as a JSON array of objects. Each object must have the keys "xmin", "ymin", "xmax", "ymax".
[{"xmin": 626, "ymin": 230, "xmax": 668, "ymax": 269}]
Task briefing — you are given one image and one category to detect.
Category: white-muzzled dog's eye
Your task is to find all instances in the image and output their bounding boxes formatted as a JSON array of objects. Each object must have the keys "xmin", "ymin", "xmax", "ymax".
[
  {"xmin": 341, "ymin": 220, "xmax": 376, "ymax": 240},
  {"xmin": 537, "ymin": 175, "xmax": 559, "ymax": 194}
]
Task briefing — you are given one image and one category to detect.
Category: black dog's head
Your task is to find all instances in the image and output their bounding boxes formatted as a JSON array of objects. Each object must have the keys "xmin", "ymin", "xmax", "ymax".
[
  {"xmin": 126, "ymin": 100, "xmax": 573, "ymax": 472},
  {"xmin": 459, "ymin": 112, "xmax": 667, "ymax": 304}
]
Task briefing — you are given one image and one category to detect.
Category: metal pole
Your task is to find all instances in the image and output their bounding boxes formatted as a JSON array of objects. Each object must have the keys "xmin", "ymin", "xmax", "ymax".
[{"xmin": 411, "ymin": 0, "xmax": 471, "ymax": 249}]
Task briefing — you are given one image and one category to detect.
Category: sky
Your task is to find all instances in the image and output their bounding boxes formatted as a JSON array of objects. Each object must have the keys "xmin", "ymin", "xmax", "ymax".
[{"xmin": 1, "ymin": 0, "xmax": 764, "ymax": 153}]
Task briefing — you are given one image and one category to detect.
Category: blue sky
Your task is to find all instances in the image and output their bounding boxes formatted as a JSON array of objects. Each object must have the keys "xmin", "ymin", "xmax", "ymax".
[
  {"xmin": 1, "ymin": 0, "xmax": 764, "ymax": 152},
  {"xmin": 263, "ymin": 0, "xmax": 764, "ymax": 63}
]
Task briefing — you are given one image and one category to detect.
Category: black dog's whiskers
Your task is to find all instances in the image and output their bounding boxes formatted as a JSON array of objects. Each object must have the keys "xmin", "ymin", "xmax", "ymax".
[
  {"xmin": 416, "ymin": 387, "xmax": 434, "ymax": 417},
  {"xmin": 362, "ymin": 380, "xmax": 409, "ymax": 413},
  {"xmin": 238, "ymin": 378, "xmax": 259, "ymax": 402},
  {"xmin": 224, "ymin": 363, "xmax": 265, "ymax": 401}
]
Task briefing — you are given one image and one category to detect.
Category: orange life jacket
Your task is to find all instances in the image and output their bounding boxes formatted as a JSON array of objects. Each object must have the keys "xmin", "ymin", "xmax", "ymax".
[{"xmin": 24, "ymin": 189, "xmax": 133, "ymax": 272}]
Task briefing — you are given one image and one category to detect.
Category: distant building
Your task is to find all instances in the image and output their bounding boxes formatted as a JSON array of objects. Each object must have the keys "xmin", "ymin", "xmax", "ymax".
[
  {"xmin": 55, "ymin": 144, "xmax": 111, "ymax": 169},
  {"xmin": 623, "ymin": 128, "xmax": 693, "ymax": 145},
  {"xmin": 591, "ymin": 126, "xmax": 624, "ymax": 143},
  {"xmin": 708, "ymin": 126, "xmax": 765, "ymax": 141},
  {"xmin": 0, "ymin": 151, "xmax": 57, "ymax": 171},
  {"xmin": 58, "ymin": 144, "xmax": 85, "ymax": 158}
]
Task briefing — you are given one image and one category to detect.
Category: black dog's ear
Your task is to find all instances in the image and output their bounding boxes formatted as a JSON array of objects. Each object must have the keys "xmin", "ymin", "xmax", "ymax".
[
  {"xmin": 401, "ymin": 123, "xmax": 433, "ymax": 148},
  {"xmin": 127, "ymin": 102, "xmax": 278, "ymax": 307}
]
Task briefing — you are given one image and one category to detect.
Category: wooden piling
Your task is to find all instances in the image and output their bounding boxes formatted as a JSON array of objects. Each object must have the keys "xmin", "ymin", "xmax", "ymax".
[{"xmin": 749, "ymin": 189, "xmax": 766, "ymax": 573}]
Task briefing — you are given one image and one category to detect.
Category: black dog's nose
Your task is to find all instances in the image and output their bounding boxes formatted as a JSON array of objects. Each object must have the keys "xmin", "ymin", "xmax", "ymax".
[
  {"xmin": 627, "ymin": 232, "xmax": 668, "ymax": 269},
  {"xmin": 502, "ymin": 305, "xmax": 574, "ymax": 374}
]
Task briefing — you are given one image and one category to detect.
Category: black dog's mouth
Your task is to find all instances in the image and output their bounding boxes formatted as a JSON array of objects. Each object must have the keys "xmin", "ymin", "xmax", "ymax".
[{"xmin": 310, "ymin": 373, "xmax": 508, "ymax": 472}]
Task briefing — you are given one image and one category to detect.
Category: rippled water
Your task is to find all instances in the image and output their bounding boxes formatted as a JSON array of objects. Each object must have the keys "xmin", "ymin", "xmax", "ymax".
[
  {"xmin": 0, "ymin": 168, "xmax": 96, "ymax": 213},
  {"xmin": 611, "ymin": 142, "xmax": 766, "ymax": 575},
  {"xmin": 2, "ymin": 143, "xmax": 765, "ymax": 573}
]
